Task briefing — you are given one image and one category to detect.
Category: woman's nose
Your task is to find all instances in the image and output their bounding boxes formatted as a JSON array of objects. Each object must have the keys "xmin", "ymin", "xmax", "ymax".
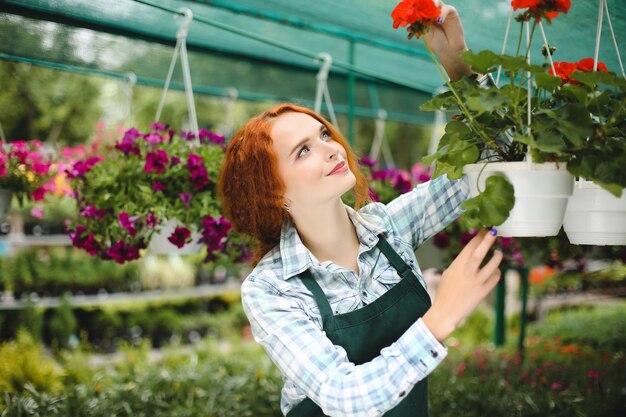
[{"xmin": 323, "ymin": 142, "xmax": 339, "ymax": 160}]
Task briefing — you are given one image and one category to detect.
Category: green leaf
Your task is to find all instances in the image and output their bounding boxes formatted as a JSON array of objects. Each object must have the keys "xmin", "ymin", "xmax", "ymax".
[
  {"xmin": 466, "ymin": 90, "xmax": 509, "ymax": 113},
  {"xmin": 554, "ymin": 103, "xmax": 593, "ymax": 147},
  {"xmin": 534, "ymin": 72, "xmax": 562, "ymax": 90},
  {"xmin": 534, "ymin": 130, "xmax": 567, "ymax": 152},
  {"xmin": 461, "ymin": 175, "xmax": 515, "ymax": 227}
]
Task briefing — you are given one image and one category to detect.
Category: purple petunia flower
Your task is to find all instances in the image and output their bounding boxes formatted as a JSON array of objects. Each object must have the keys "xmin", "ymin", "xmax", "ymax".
[
  {"xmin": 150, "ymin": 122, "xmax": 167, "ymax": 132},
  {"xmin": 179, "ymin": 193, "xmax": 192, "ymax": 209},
  {"xmin": 144, "ymin": 132, "xmax": 165, "ymax": 146},
  {"xmin": 185, "ymin": 153, "xmax": 210, "ymax": 190},
  {"xmin": 168, "ymin": 226, "xmax": 191, "ymax": 248},
  {"xmin": 144, "ymin": 150, "xmax": 169, "ymax": 174},
  {"xmin": 152, "ymin": 181, "xmax": 166, "ymax": 192},
  {"xmin": 198, "ymin": 129, "xmax": 225, "ymax": 146},
  {"xmin": 146, "ymin": 212, "xmax": 158, "ymax": 229},
  {"xmin": 65, "ymin": 156, "xmax": 103, "ymax": 179},
  {"xmin": 358, "ymin": 156, "xmax": 376, "ymax": 167},
  {"xmin": 106, "ymin": 240, "xmax": 141, "ymax": 264},
  {"xmin": 181, "ymin": 131, "xmax": 196, "ymax": 141},
  {"xmin": 170, "ymin": 156, "xmax": 181, "ymax": 167},
  {"xmin": 115, "ymin": 129, "xmax": 141, "ymax": 155},
  {"xmin": 118, "ymin": 212, "xmax": 140, "ymax": 237},
  {"xmin": 81, "ymin": 205, "xmax": 107, "ymax": 219}
]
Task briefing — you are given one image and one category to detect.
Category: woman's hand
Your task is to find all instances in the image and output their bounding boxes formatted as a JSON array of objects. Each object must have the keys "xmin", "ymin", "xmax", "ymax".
[
  {"xmin": 423, "ymin": 0, "xmax": 473, "ymax": 82},
  {"xmin": 422, "ymin": 229, "xmax": 503, "ymax": 342}
]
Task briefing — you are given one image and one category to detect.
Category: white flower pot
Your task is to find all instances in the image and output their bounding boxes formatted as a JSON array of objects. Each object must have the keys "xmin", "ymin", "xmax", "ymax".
[
  {"xmin": 563, "ymin": 181, "xmax": 626, "ymax": 245},
  {"xmin": 463, "ymin": 162, "xmax": 574, "ymax": 237},
  {"xmin": 148, "ymin": 219, "xmax": 203, "ymax": 255},
  {"xmin": 0, "ymin": 189, "xmax": 11, "ymax": 223}
]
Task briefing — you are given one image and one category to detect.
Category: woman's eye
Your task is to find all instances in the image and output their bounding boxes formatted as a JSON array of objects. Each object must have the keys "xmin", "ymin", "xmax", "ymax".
[
  {"xmin": 321, "ymin": 130, "xmax": 331, "ymax": 141},
  {"xmin": 297, "ymin": 145, "xmax": 310, "ymax": 158}
]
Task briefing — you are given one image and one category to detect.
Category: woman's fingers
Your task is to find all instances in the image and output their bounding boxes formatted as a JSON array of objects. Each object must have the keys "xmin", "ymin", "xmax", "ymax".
[
  {"xmin": 468, "ymin": 229, "xmax": 499, "ymax": 268},
  {"xmin": 478, "ymin": 248, "xmax": 504, "ymax": 283}
]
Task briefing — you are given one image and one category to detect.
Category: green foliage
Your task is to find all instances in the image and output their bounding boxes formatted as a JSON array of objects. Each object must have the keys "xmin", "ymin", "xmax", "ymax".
[
  {"xmin": 48, "ymin": 294, "xmax": 77, "ymax": 350},
  {"xmin": 0, "ymin": 330, "xmax": 64, "ymax": 394},
  {"xmin": 529, "ymin": 304, "xmax": 626, "ymax": 350},
  {"xmin": 4, "ymin": 247, "xmax": 140, "ymax": 298},
  {"xmin": 460, "ymin": 175, "xmax": 515, "ymax": 228}
]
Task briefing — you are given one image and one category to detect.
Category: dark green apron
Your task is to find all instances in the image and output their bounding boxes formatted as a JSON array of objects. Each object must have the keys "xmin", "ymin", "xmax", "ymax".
[{"xmin": 287, "ymin": 235, "xmax": 432, "ymax": 417}]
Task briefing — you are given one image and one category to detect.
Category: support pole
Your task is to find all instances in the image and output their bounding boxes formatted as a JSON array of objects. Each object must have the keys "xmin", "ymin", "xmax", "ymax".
[
  {"xmin": 494, "ymin": 271, "xmax": 506, "ymax": 347},
  {"xmin": 518, "ymin": 267, "xmax": 529, "ymax": 353},
  {"xmin": 347, "ymin": 40, "xmax": 356, "ymax": 146}
]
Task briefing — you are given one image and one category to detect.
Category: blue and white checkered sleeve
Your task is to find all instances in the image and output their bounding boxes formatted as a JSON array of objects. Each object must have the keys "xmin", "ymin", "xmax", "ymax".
[
  {"xmin": 385, "ymin": 174, "xmax": 470, "ymax": 249},
  {"xmin": 241, "ymin": 276, "xmax": 447, "ymax": 417}
]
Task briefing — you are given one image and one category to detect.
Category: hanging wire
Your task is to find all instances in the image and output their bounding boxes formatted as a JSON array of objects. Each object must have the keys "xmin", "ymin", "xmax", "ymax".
[
  {"xmin": 314, "ymin": 52, "xmax": 338, "ymax": 127},
  {"xmin": 538, "ymin": 22, "xmax": 556, "ymax": 75},
  {"xmin": 122, "ymin": 72, "xmax": 137, "ymax": 125},
  {"xmin": 603, "ymin": 0, "xmax": 625, "ymax": 78},
  {"xmin": 154, "ymin": 8, "xmax": 199, "ymax": 139},
  {"xmin": 495, "ymin": 8, "xmax": 514, "ymax": 87},
  {"xmin": 593, "ymin": 0, "xmax": 605, "ymax": 72},
  {"xmin": 0, "ymin": 119, "xmax": 6, "ymax": 143}
]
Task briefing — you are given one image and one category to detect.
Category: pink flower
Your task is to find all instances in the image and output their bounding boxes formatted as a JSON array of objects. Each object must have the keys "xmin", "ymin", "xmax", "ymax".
[
  {"xmin": 118, "ymin": 212, "xmax": 140, "ymax": 237},
  {"xmin": 200, "ymin": 216, "xmax": 231, "ymax": 251},
  {"xmin": 144, "ymin": 132, "xmax": 165, "ymax": 146},
  {"xmin": 411, "ymin": 162, "xmax": 432, "ymax": 184},
  {"xmin": 30, "ymin": 205, "xmax": 44, "ymax": 219},
  {"xmin": 181, "ymin": 130, "xmax": 196, "ymax": 141},
  {"xmin": 144, "ymin": 149, "xmax": 169, "ymax": 174},
  {"xmin": 81, "ymin": 205, "xmax": 107, "ymax": 219},
  {"xmin": 179, "ymin": 193, "xmax": 192, "ymax": 209},
  {"xmin": 168, "ymin": 226, "xmax": 191, "ymax": 248},
  {"xmin": 9, "ymin": 141, "xmax": 29, "ymax": 164},
  {"xmin": 186, "ymin": 153, "xmax": 210, "ymax": 190},
  {"xmin": 0, "ymin": 153, "xmax": 7, "ymax": 176},
  {"xmin": 551, "ymin": 381, "xmax": 563, "ymax": 390},
  {"xmin": 170, "ymin": 156, "xmax": 181, "ymax": 166},
  {"xmin": 69, "ymin": 225, "xmax": 101, "ymax": 256},
  {"xmin": 587, "ymin": 370, "xmax": 599, "ymax": 379}
]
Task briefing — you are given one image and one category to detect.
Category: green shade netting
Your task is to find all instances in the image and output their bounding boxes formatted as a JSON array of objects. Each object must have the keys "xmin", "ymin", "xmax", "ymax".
[{"xmin": 0, "ymin": 0, "xmax": 624, "ymax": 125}]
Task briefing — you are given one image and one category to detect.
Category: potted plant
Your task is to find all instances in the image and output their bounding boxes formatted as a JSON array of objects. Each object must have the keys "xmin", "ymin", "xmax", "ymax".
[
  {"xmin": 65, "ymin": 124, "xmax": 251, "ymax": 264},
  {"xmin": 391, "ymin": 0, "xmax": 626, "ymax": 237},
  {"xmin": 0, "ymin": 139, "xmax": 56, "ymax": 223}
]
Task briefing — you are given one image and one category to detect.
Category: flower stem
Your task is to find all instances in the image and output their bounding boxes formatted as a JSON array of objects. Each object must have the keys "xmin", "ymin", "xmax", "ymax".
[{"xmin": 422, "ymin": 38, "xmax": 504, "ymax": 157}]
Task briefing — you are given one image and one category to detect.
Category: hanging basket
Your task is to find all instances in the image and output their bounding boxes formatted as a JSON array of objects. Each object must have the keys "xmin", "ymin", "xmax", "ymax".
[
  {"xmin": 0, "ymin": 188, "xmax": 12, "ymax": 224},
  {"xmin": 563, "ymin": 181, "xmax": 626, "ymax": 246},
  {"xmin": 148, "ymin": 219, "xmax": 204, "ymax": 255},
  {"xmin": 463, "ymin": 162, "xmax": 574, "ymax": 237}
]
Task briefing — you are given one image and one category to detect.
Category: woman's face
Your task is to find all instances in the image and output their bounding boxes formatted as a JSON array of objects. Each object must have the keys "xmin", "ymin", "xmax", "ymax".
[{"xmin": 271, "ymin": 112, "xmax": 356, "ymax": 209}]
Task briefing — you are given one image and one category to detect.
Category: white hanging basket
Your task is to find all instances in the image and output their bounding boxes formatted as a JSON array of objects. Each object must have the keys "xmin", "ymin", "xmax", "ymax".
[
  {"xmin": 148, "ymin": 219, "xmax": 203, "ymax": 255},
  {"xmin": 0, "ymin": 188, "xmax": 12, "ymax": 223},
  {"xmin": 463, "ymin": 162, "xmax": 574, "ymax": 237},
  {"xmin": 563, "ymin": 181, "xmax": 626, "ymax": 246}
]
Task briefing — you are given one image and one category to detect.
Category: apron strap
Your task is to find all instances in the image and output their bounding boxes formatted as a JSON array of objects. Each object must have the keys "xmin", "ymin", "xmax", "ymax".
[
  {"xmin": 375, "ymin": 235, "xmax": 414, "ymax": 280},
  {"xmin": 300, "ymin": 268, "xmax": 334, "ymax": 318}
]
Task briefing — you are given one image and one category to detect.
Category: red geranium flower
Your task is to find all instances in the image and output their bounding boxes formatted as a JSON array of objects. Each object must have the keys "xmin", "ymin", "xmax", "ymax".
[
  {"xmin": 512, "ymin": 0, "xmax": 571, "ymax": 23},
  {"xmin": 391, "ymin": 0, "xmax": 441, "ymax": 40},
  {"xmin": 549, "ymin": 58, "xmax": 609, "ymax": 85}
]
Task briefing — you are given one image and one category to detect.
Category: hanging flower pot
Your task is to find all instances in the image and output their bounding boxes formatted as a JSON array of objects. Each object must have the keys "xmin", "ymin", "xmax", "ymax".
[
  {"xmin": 463, "ymin": 162, "xmax": 574, "ymax": 237},
  {"xmin": 563, "ymin": 181, "xmax": 626, "ymax": 245},
  {"xmin": 148, "ymin": 219, "xmax": 203, "ymax": 255},
  {"xmin": 0, "ymin": 188, "xmax": 11, "ymax": 223}
]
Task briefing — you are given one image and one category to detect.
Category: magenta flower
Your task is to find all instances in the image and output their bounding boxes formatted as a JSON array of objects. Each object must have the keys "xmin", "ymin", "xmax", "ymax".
[
  {"xmin": 152, "ymin": 181, "xmax": 166, "ymax": 192},
  {"xmin": 168, "ymin": 226, "xmax": 191, "ymax": 248},
  {"xmin": 9, "ymin": 141, "xmax": 29, "ymax": 164},
  {"xmin": 65, "ymin": 156, "xmax": 103, "ymax": 179},
  {"xmin": 170, "ymin": 156, "xmax": 181, "ymax": 166},
  {"xmin": 146, "ymin": 212, "xmax": 158, "ymax": 229},
  {"xmin": 372, "ymin": 168, "xmax": 412, "ymax": 194},
  {"xmin": 32, "ymin": 185, "xmax": 47, "ymax": 202},
  {"xmin": 118, "ymin": 212, "xmax": 140, "ymax": 237},
  {"xmin": 106, "ymin": 240, "xmax": 141, "ymax": 264},
  {"xmin": 69, "ymin": 225, "xmax": 101, "ymax": 256},
  {"xmin": 358, "ymin": 156, "xmax": 376, "ymax": 167},
  {"xmin": 587, "ymin": 370, "xmax": 599, "ymax": 379},
  {"xmin": 460, "ymin": 230, "xmax": 478, "ymax": 247},
  {"xmin": 144, "ymin": 149, "xmax": 169, "ymax": 174},
  {"xmin": 181, "ymin": 130, "xmax": 196, "ymax": 141},
  {"xmin": 115, "ymin": 129, "xmax": 141, "ymax": 155},
  {"xmin": 179, "ymin": 193, "xmax": 192, "ymax": 209},
  {"xmin": 411, "ymin": 162, "xmax": 432, "ymax": 184},
  {"xmin": 144, "ymin": 132, "xmax": 165, "ymax": 146},
  {"xmin": 368, "ymin": 188, "xmax": 380, "ymax": 202},
  {"xmin": 150, "ymin": 122, "xmax": 167, "ymax": 132},
  {"xmin": 81, "ymin": 205, "xmax": 107, "ymax": 219},
  {"xmin": 433, "ymin": 232, "xmax": 451, "ymax": 249},
  {"xmin": 186, "ymin": 153, "xmax": 210, "ymax": 190},
  {"xmin": 0, "ymin": 153, "xmax": 7, "ymax": 177},
  {"xmin": 198, "ymin": 129, "xmax": 225, "ymax": 146}
]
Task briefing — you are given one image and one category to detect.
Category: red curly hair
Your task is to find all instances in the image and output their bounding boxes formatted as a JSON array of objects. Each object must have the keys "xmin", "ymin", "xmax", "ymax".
[{"xmin": 218, "ymin": 103, "xmax": 370, "ymax": 267}]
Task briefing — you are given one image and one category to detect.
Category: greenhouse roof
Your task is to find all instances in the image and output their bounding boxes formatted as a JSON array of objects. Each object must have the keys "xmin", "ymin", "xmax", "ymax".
[{"xmin": 1, "ymin": 0, "xmax": 625, "ymax": 129}]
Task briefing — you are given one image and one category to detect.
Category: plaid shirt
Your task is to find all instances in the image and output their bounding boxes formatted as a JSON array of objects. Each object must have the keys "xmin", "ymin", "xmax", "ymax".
[{"xmin": 241, "ymin": 174, "xmax": 470, "ymax": 417}]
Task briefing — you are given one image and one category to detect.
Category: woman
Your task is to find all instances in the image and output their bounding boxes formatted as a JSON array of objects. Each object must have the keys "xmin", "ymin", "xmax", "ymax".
[{"xmin": 218, "ymin": 2, "xmax": 502, "ymax": 416}]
